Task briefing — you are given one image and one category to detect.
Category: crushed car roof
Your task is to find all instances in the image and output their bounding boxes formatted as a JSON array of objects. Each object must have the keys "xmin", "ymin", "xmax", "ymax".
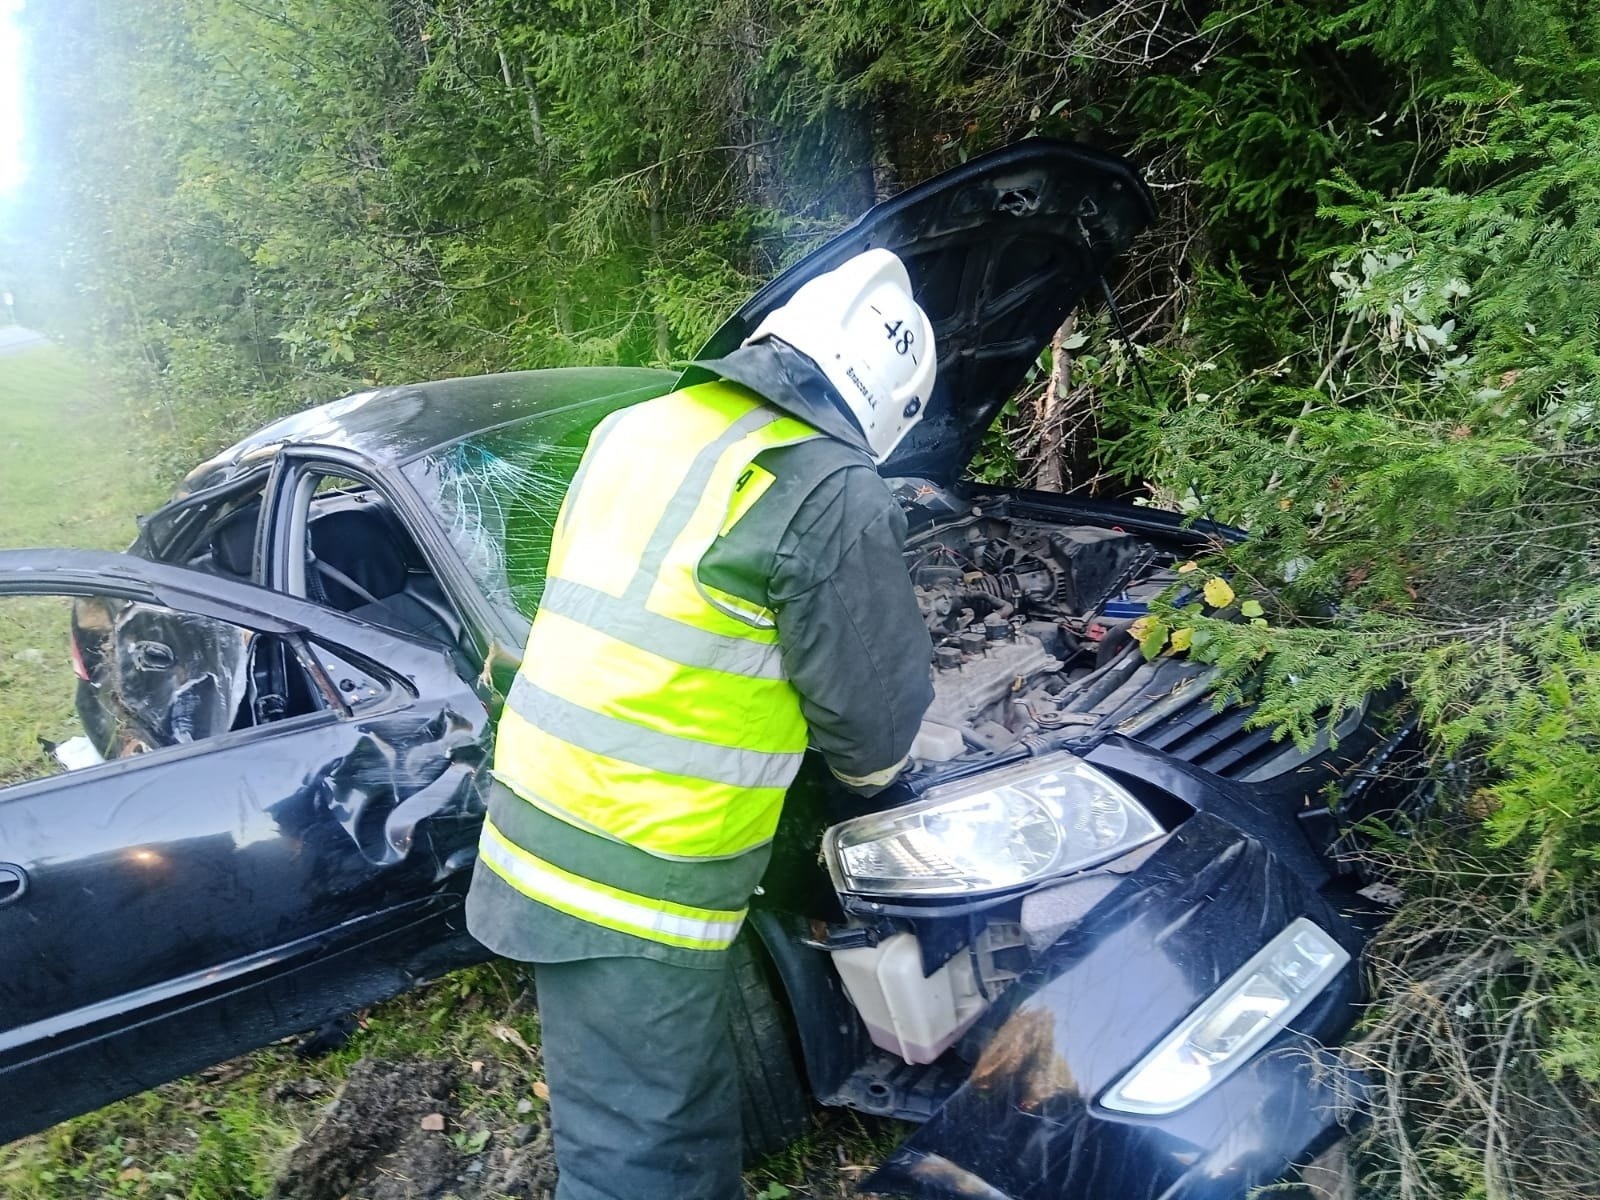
[{"xmin": 174, "ymin": 367, "xmax": 676, "ymax": 497}]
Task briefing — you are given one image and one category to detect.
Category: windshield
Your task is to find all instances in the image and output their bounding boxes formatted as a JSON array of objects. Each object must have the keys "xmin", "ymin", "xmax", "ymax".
[{"xmin": 403, "ymin": 421, "xmax": 591, "ymax": 618}]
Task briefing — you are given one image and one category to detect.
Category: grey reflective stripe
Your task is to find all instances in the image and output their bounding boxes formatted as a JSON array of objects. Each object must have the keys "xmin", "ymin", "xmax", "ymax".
[
  {"xmin": 695, "ymin": 577, "xmax": 778, "ymax": 630},
  {"xmin": 538, "ymin": 578, "xmax": 784, "ymax": 679},
  {"xmin": 478, "ymin": 819, "xmax": 745, "ymax": 949},
  {"xmin": 622, "ymin": 403, "xmax": 781, "ymax": 603},
  {"xmin": 829, "ymin": 753, "xmax": 910, "ymax": 790},
  {"xmin": 507, "ymin": 675, "xmax": 803, "ymax": 790}
]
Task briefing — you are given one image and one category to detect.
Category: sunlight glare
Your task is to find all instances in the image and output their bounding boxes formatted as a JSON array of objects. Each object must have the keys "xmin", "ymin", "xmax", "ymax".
[{"xmin": 0, "ymin": 0, "xmax": 27, "ymax": 197}]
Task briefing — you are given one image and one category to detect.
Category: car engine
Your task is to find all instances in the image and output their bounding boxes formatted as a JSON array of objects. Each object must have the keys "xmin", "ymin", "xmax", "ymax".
[{"xmin": 897, "ymin": 484, "xmax": 1182, "ymax": 762}]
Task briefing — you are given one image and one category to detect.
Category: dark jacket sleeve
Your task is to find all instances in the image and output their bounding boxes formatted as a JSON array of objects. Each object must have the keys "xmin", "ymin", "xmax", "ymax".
[{"xmin": 768, "ymin": 465, "xmax": 933, "ymax": 791}]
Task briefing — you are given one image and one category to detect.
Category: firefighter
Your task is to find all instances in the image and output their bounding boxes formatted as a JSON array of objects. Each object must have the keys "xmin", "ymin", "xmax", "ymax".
[{"xmin": 465, "ymin": 248, "xmax": 937, "ymax": 1200}]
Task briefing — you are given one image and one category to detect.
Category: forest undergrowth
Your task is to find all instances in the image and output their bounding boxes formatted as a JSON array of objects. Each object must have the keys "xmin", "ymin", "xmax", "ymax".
[{"xmin": 5, "ymin": 1, "xmax": 1600, "ymax": 1196}]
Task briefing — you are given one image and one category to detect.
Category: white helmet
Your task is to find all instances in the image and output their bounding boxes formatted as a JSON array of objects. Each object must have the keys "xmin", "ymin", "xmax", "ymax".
[{"xmin": 743, "ymin": 248, "xmax": 936, "ymax": 463}]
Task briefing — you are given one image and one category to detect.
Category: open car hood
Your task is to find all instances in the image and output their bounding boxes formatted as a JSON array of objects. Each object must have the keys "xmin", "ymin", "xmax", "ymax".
[{"xmin": 685, "ymin": 138, "xmax": 1156, "ymax": 483}]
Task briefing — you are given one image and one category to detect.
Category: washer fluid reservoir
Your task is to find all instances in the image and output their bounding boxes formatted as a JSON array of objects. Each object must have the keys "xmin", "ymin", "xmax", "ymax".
[{"xmin": 830, "ymin": 931, "xmax": 988, "ymax": 1064}]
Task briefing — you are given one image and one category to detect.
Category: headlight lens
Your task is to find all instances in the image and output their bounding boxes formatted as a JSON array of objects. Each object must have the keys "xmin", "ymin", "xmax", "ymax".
[
  {"xmin": 824, "ymin": 752, "xmax": 1163, "ymax": 898},
  {"xmin": 1100, "ymin": 917, "xmax": 1351, "ymax": 1115}
]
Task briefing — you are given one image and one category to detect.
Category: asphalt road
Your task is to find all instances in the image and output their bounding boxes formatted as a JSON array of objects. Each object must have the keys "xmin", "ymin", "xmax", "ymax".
[{"xmin": 0, "ymin": 326, "xmax": 47, "ymax": 355}]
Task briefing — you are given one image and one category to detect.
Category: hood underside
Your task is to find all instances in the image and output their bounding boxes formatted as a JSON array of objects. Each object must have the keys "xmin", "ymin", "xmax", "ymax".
[{"xmin": 685, "ymin": 139, "xmax": 1156, "ymax": 483}]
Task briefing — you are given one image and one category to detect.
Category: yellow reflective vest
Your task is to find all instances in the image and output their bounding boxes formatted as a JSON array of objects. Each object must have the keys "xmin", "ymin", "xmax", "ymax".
[{"xmin": 480, "ymin": 381, "xmax": 822, "ymax": 952}]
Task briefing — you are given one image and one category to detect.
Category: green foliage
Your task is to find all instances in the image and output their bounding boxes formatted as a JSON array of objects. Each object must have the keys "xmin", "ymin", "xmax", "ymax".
[{"xmin": 13, "ymin": 1, "xmax": 1600, "ymax": 1197}]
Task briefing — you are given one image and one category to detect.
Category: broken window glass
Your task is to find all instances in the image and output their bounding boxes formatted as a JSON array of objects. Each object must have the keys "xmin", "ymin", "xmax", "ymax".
[
  {"xmin": 404, "ymin": 427, "xmax": 587, "ymax": 618},
  {"xmin": 0, "ymin": 592, "xmax": 323, "ymax": 785}
]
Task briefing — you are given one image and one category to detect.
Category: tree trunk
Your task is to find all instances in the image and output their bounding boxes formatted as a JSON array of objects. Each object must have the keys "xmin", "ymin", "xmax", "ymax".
[
  {"xmin": 1033, "ymin": 318, "xmax": 1073, "ymax": 493},
  {"xmin": 648, "ymin": 177, "xmax": 672, "ymax": 362},
  {"xmin": 870, "ymin": 100, "xmax": 899, "ymax": 204}
]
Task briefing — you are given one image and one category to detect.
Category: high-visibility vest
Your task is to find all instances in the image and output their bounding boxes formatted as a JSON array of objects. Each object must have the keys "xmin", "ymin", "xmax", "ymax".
[{"xmin": 481, "ymin": 381, "xmax": 823, "ymax": 952}]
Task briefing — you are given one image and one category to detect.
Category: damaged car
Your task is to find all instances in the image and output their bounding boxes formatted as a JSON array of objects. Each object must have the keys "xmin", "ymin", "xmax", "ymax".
[{"xmin": 0, "ymin": 139, "xmax": 1416, "ymax": 1198}]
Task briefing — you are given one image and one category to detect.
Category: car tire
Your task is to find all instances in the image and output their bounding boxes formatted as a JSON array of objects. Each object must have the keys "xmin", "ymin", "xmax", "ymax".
[{"xmin": 729, "ymin": 932, "xmax": 810, "ymax": 1161}]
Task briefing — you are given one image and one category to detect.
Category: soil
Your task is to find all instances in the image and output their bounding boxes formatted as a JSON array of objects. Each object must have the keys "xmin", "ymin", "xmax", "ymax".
[{"xmin": 270, "ymin": 1058, "xmax": 557, "ymax": 1200}]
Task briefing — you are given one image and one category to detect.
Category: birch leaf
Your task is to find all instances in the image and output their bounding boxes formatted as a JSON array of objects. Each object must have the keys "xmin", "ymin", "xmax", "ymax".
[
  {"xmin": 1138, "ymin": 618, "xmax": 1170, "ymax": 661},
  {"xmin": 1203, "ymin": 577, "xmax": 1236, "ymax": 608}
]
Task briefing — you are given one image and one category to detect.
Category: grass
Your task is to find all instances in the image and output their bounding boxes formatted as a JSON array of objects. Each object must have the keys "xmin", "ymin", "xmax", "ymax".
[
  {"xmin": 0, "ymin": 345, "xmax": 164, "ymax": 781},
  {"xmin": 0, "ymin": 343, "xmax": 163, "ymax": 549}
]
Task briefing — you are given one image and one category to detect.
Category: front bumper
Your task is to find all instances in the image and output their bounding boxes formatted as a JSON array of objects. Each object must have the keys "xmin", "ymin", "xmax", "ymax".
[{"xmin": 858, "ymin": 798, "xmax": 1365, "ymax": 1200}]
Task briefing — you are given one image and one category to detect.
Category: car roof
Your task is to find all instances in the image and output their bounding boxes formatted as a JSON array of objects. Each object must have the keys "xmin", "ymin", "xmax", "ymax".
[{"xmin": 174, "ymin": 367, "xmax": 676, "ymax": 497}]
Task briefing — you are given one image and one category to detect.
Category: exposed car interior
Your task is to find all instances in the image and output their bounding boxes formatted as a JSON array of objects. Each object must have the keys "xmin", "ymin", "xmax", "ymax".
[
  {"xmin": 142, "ymin": 461, "xmax": 460, "ymax": 642},
  {"xmin": 157, "ymin": 471, "xmax": 465, "ymax": 651},
  {"xmin": 71, "ymin": 469, "xmax": 466, "ymax": 761},
  {"xmin": 301, "ymin": 497, "xmax": 463, "ymax": 649}
]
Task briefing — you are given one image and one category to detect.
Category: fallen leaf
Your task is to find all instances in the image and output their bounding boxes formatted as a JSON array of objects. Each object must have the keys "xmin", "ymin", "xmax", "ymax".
[
  {"xmin": 1240, "ymin": 599, "xmax": 1264, "ymax": 619},
  {"xmin": 490, "ymin": 1022, "xmax": 539, "ymax": 1064},
  {"xmin": 118, "ymin": 1167, "xmax": 143, "ymax": 1183},
  {"xmin": 1168, "ymin": 627, "xmax": 1193, "ymax": 652},
  {"xmin": 420, "ymin": 1113, "xmax": 446, "ymax": 1132},
  {"xmin": 1202, "ymin": 577, "xmax": 1235, "ymax": 608},
  {"xmin": 470, "ymin": 1059, "xmax": 484, "ymax": 1075},
  {"xmin": 533, "ymin": 1080, "xmax": 551, "ymax": 1101},
  {"xmin": 1176, "ymin": 560, "xmax": 1199, "ymax": 574}
]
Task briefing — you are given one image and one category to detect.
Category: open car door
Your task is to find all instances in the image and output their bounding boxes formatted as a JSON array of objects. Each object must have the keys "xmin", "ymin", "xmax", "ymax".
[{"xmin": 0, "ymin": 550, "xmax": 493, "ymax": 1145}]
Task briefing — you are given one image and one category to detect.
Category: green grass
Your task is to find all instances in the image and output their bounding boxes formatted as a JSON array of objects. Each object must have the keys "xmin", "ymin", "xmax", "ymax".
[
  {"xmin": 0, "ymin": 346, "xmax": 165, "ymax": 782},
  {"xmin": 0, "ymin": 344, "xmax": 163, "ymax": 550}
]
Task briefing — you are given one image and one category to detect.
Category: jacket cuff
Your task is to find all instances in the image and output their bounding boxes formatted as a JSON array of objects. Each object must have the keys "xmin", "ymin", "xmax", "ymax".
[{"xmin": 828, "ymin": 753, "xmax": 909, "ymax": 795}]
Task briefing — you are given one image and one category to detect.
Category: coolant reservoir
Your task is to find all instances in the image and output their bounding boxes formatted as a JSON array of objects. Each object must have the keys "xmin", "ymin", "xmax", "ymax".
[
  {"xmin": 910, "ymin": 720, "xmax": 965, "ymax": 763},
  {"xmin": 830, "ymin": 932, "xmax": 988, "ymax": 1064}
]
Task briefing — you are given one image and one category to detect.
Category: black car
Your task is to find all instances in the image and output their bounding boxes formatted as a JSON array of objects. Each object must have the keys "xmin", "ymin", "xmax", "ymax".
[{"xmin": 0, "ymin": 140, "xmax": 1410, "ymax": 1198}]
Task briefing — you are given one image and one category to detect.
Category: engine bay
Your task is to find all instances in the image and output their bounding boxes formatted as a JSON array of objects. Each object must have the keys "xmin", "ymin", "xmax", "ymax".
[
  {"xmin": 814, "ymin": 485, "xmax": 1192, "ymax": 1076},
  {"xmin": 896, "ymin": 483, "xmax": 1183, "ymax": 764}
]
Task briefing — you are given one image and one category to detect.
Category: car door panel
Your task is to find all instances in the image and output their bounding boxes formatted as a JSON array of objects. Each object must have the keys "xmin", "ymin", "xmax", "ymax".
[
  {"xmin": 0, "ymin": 550, "xmax": 492, "ymax": 1145},
  {"xmin": 3, "ymin": 893, "xmax": 484, "ymax": 1146}
]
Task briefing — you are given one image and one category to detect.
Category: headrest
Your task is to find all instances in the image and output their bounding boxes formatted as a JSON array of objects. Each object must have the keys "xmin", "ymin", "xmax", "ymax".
[{"xmin": 210, "ymin": 508, "xmax": 260, "ymax": 577}]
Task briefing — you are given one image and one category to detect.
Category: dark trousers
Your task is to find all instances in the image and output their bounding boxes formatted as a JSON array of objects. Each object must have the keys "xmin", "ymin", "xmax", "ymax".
[{"xmin": 534, "ymin": 954, "xmax": 744, "ymax": 1200}]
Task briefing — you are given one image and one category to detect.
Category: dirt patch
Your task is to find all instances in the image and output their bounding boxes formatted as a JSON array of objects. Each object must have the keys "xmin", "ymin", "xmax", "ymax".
[{"xmin": 271, "ymin": 1057, "xmax": 556, "ymax": 1200}]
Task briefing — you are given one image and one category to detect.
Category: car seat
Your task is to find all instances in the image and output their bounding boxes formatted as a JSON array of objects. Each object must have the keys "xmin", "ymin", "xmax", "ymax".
[{"xmin": 306, "ymin": 508, "xmax": 461, "ymax": 647}]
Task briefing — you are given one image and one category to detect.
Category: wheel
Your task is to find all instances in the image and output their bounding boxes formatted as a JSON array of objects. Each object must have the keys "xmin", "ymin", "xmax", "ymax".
[{"xmin": 728, "ymin": 932, "xmax": 810, "ymax": 1161}]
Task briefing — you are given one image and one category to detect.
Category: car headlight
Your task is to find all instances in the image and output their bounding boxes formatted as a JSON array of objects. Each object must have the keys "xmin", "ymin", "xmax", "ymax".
[
  {"xmin": 823, "ymin": 752, "xmax": 1163, "ymax": 898},
  {"xmin": 1100, "ymin": 917, "xmax": 1351, "ymax": 1115}
]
